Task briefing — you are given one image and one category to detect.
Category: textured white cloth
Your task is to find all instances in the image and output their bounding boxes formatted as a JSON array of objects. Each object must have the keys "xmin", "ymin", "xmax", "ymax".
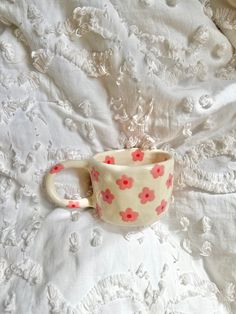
[
  {"xmin": 210, "ymin": 0, "xmax": 236, "ymax": 48},
  {"xmin": 0, "ymin": 0, "xmax": 236, "ymax": 313}
]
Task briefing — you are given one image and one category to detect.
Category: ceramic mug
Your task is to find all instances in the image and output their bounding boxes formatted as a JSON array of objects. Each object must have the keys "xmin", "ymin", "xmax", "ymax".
[{"xmin": 45, "ymin": 148, "xmax": 174, "ymax": 227}]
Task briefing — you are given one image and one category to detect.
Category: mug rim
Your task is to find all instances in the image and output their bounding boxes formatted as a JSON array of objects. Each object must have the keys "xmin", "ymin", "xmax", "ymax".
[{"xmin": 91, "ymin": 148, "xmax": 173, "ymax": 169}]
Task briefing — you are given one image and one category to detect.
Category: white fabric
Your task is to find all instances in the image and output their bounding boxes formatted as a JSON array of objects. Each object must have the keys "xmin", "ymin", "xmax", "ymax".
[
  {"xmin": 210, "ymin": 0, "xmax": 236, "ymax": 48},
  {"xmin": 0, "ymin": 0, "xmax": 236, "ymax": 313}
]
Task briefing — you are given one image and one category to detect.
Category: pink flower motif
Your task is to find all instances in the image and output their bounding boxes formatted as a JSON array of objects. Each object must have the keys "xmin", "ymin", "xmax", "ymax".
[
  {"xmin": 50, "ymin": 163, "xmax": 64, "ymax": 174},
  {"xmin": 131, "ymin": 148, "xmax": 144, "ymax": 161},
  {"xmin": 116, "ymin": 175, "xmax": 134, "ymax": 190},
  {"xmin": 156, "ymin": 199, "xmax": 167, "ymax": 215},
  {"xmin": 166, "ymin": 173, "xmax": 173, "ymax": 189},
  {"xmin": 151, "ymin": 164, "xmax": 165, "ymax": 178},
  {"xmin": 138, "ymin": 187, "xmax": 155, "ymax": 204},
  {"xmin": 119, "ymin": 208, "xmax": 139, "ymax": 222},
  {"xmin": 96, "ymin": 203, "xmax": 102, "ymax": 217},
  {"xmin": 101, "ymin": 188, "xmax": 115, "ymax": 204},
  {"xmin": 90, "ymin": 167, "xmax": 99, "ymax": 182},
  {"xmin": 104, "ymin": 156, "xmax": 115, "ymax": 164},
  {"xmin": 67, "ymin": 201, "xmax": 80, "ymax": 208}
]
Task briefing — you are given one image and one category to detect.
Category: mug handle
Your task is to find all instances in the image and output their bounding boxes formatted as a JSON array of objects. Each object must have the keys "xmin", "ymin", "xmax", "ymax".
[{"xmin": 45, "ymin": 160, "xmax": 94, "ymax": 209}]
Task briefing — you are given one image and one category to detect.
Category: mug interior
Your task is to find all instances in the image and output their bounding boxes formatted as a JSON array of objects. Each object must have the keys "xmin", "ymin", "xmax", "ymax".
[{"xmin": 93, "ymin": 148, "xmax": 171, "ymax": 167}]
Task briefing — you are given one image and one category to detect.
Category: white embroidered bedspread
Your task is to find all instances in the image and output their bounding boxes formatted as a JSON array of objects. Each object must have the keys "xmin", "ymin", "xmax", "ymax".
[{"xmin": 0, "ymin": 0, "xmax": 236, "ymax": 313}]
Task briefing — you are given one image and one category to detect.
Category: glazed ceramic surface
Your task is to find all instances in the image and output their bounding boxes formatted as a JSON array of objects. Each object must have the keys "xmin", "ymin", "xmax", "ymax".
[{"xmin": 45, "ymin": 148, "xmax": 174, "ymax": 227}]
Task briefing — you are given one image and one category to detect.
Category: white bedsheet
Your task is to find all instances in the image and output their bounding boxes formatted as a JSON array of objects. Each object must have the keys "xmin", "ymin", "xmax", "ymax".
[{"xmin": 0, "ymin": 0, "xmax": 236, "ymax": 313}]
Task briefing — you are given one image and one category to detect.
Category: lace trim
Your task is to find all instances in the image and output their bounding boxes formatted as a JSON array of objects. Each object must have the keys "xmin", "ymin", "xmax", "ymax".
[
  {"xmin": 213, "ymin": 8, "xmax": 236, "ymax": 31},
  {"xmin": 0, "ymin": 40, "xmax": 15, "ymax": 62},
  {"xmin": 187, "ymin": 25, "xmax": 209, "ymax": 55},
  {"xmin": 181, "ymin": 97, "xmax": 194, "ymax": 113},
  {"xmin": 165, "ymin": 132, "xmax": 236, "ymax": 193},
  {"xmin": 21, "ymin": 211, "xmax": 42, "ymax": 251},
  {"xmin": 46, "ymin": 259, "xmax": 231, "ymax": 313},
  {"xmin": 15, "ymin": 184, "xmax": 39, "ymax": 209},
  {"xmin": 61, "ymin": 7, "xmax": 112, "ymax": 40},
  {"xmin": 109, "ymin": 95, "xmax": 157, "ymax": 149},
  {"xmin": 54, "ymin": 182, "xmax": 92, "ymax": 200},
  {"xmin": 0, "ymin": 176, "xmax": 12, "ymax": 204},
  {"xmin": 55, "ymin": 40, "xmax": 113, "ymax": 78},
  {"xmin": 1, "ymin": 209, "xmax": 42, "ymax": 251},
  {"xmin": 47, "ymin": 146, "xmax": 91, "ymax": 162},
  {"xmin": 200, "ymin": 0, "xmax": 213, "ymax": 18},
  {"xmin": 31, "ymin": 49, "xmax": 54, "ymax": 73},
  {"xmin": 47, "ymin": 273, "xmax": 146, "ymax": 314},
  {"xmin": 69, "ymin": 232, "xmax": 80, "ymax": 253},
  {"xmin": 0, "ymin": 97, "xmax": 45, "ymax": 125},
  {"xmin": 0, "ymin": 15, "xmax": 12, "ymax": 26},
  {"xmin": 0, "ymin": 256, "xmax": 42, "ymax": 285},
  {"xmin": 216, "ymin": 54, "xmax": 236, "ymax": 80},
  {"xmin": 0, "ymin": 69, "xmax": 40, "ymax": 90},
  {"xmin": 201, "ymin": 0, "xmax": 236, "ymax": 32},
  {"xmin": 224, "ymin": 283, "xmax": 236, "ymax": 303},
  {"xmin": 213, "ymin": 43, "xmax": 228, "ymax": 59},
  {"xmin": 90, "ymin": 228, "xmax": 103, "ymax": 247},
  {"xmin": 127, "ymin": 23, "xmax": 209, "ymax": 85},
  {"xmin": 0, "ymin": 221, "xmax": 17, "ymax": 247}
]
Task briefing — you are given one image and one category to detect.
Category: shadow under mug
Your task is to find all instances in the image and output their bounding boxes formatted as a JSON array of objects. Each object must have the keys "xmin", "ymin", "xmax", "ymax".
[{"xmin": 45, "ymin": 148, "xmax": 174, "ymax": 227}]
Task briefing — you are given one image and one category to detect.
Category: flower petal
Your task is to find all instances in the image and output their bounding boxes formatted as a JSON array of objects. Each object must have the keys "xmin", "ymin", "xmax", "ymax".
[
  {"xmin": 120, "ymin": 208, "xmax": 139, "ymax": 222},
  {"xmin": 131, "ymin": 149, "xmax": 144, "ymax": 161},
  {"xmin": 50, "ymin": 163, "xmax": 64, "ymax": 174}
]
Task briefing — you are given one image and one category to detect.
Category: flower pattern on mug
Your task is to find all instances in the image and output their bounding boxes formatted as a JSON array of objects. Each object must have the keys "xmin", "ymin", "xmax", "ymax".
[
  {"xmin": 151, "ymin": 164, "xmax": 165, "ymax": 178},
  {"xmin": 90, "ymin": 167, "xmax": 99, "ymax": 182},
  {"xmin": 116, "ymin": 175, "xmax": 134, "ymax": 190},
  {"xmin": 104, "ymin": 156, "xmax": 115, "ymax": 164},
  {"xmin": 101, "ymin": 188, "xmax": 115, "ymax": 204},
  {"xmin": 96, "ymin": 203, "xmax": 102, "ymax": 217},
  {"xmin": 166, "ymin": 173, "xmax": 173, "ymax": 188},
  {"xmin": 138, "ymin": 187, "xmax": 155, "ymax": 204},
  {"xmin": 131, "ymin": 148, "xmax": 144, "ymax": 161},
  {"xmin": 156, "ymin": 199, "xmax": 167, "ymax": 215},
  {"xmin": 120, "ymin": 208, "xmax": 139, "ymax": 222},
  {"xmin": 67, "ymin": 201, "xmax": 80, "ymax": 208},
  {"xmin": 50, "ymin": 163, "xmax": 64, "ymax": 174}
]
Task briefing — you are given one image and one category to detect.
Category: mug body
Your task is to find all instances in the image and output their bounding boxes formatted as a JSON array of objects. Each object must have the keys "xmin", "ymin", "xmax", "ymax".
[{"xmin": 88, "ymin": 148, "xmax": 174, "ymax": 227}]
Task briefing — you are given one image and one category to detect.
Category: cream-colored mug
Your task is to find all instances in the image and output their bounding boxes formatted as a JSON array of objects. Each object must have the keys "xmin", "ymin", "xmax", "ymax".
[{"xmin": 45, "ymin": 148, "xmax": 174, "ymax": 227}]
